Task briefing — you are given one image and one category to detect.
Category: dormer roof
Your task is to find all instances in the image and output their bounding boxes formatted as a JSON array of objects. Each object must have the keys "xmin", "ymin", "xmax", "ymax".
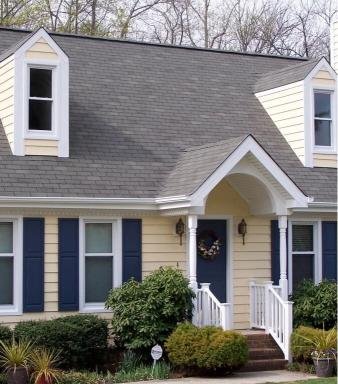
[{"xmin": 0, "ymin": 27, "xmax": 336, "ymax": 204}]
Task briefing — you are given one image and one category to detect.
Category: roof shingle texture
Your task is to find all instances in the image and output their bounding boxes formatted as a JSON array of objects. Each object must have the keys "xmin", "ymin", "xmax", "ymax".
[{"xmin": 0, "ymin": 28, "xmax": 336, "ymax": 202}]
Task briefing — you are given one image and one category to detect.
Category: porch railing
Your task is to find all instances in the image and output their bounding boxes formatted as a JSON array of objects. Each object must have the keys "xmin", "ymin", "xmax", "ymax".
[
  {"xmin": 194, "ymin": 283, "xmax": 231, "ymax": 330},
  {"xmin": 250, "ymin": 281, "xmax": 293, "ymax": 361}
]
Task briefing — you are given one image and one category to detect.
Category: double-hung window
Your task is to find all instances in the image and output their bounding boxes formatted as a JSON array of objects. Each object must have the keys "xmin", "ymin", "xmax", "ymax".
[
  {"xmin": 80, "ymin": 220, "xmax": 122, "ymax": 311},
  {"xmin": 0, "ymin": 219, "xmax": 21, "ymax": 314},
  {"xmin": 28, "ymin": 68, "xmax": 53, "ymax": 132},
  {"xmin": 314, "ymin": 91, "xmax": 333, "ymax": 148},
  {"xmin": 291, "ymin": 223, "xmax": 316, "ymax": 291}
]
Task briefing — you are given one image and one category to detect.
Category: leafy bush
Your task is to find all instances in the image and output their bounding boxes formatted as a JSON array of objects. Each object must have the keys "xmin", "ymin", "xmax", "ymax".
[
  {"xmin": 114, "ymin": 361, "xmax": 170, "ymax": 383},
  {"xmin": 0, "ymin": 325, "xmax": 12, "ymax": 344},
  {"xmin": 291, "ymin": 326, "xmax": 337, "ymax": 362},
  {"xmin": 0, "ymin": 373, "xmax": 6, "ymax": 384},
  {"xmin": 15, "ymin": 315, "xmax": 109, "ymax": 370},
  {"xmin": 165, "ymin": 323, "xmax": 248, "ymax": 373},
  {"xmin": 106, "ymin": 267, "xmax": 194, "ymax": 351},
  {"xmin": 291, "ymin": 280, "xmax": 337, "ymax": 329}
]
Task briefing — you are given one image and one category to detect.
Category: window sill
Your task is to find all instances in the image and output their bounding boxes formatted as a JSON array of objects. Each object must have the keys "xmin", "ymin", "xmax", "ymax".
[
  {"xmin": 0, "ymin": 307, "xmax": 22, "ymax": 316},
  {"xmin": 79, "ymin": 305, "xmax": 111, "ymax": 314},
  {"xmin": 24, "ymin": 132, "xmax": 59, "ymax": 140},
  {"xmin": 313, "ymin": 148, "xmax": 336, "ymax": 155}
]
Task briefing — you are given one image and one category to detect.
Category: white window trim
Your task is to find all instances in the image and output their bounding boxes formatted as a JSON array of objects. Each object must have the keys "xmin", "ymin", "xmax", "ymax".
[
  {"xmin": 288, "ymin": 219, "xmax": 322, "ymax": 294},
  {"xmin": 312, "ymin": 89, "xmax": 336, "ymax": 153},
  {"xmin": 79, "ymin": 217, "xmax": 122, "ymax": 313},
  {"xmin": 25, "ymin": 63, "xmax": 59, "ymax": 139},
  {"xmin": 0, "ymin": 217, "xmax": 23, "ymax": 316}
]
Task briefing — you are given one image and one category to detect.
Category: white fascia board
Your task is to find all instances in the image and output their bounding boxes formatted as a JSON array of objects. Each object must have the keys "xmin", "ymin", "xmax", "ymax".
[
  {"xmin": 190, "ymin": 135, "xmax": 309, "ymax": 208},
  {"xmin": 0, "ymin": 196, "xmax": 157, "ymax": 210}
]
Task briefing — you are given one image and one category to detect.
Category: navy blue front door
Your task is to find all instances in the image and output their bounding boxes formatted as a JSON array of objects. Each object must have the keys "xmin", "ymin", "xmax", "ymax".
[{"xmin": 197, "ymin": 220, "xmax": 227, "ymax": 302}]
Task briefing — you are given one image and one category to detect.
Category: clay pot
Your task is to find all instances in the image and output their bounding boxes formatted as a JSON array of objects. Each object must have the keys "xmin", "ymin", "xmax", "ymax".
[
  {"xmin": 6, "ymin": 367, "xmax": 29, "ymax": 384},
  {"xmin": 313, "ymin": 357, "xmax": 336, "ymax": 377}
]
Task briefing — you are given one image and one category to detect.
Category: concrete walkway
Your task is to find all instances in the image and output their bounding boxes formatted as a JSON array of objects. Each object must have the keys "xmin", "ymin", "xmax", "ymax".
[{"xmin": 134, "ymin": 371, "xmax": 316, "ymax": 384}]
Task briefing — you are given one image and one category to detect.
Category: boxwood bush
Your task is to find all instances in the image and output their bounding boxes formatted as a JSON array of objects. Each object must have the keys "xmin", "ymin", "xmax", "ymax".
[
  {"xmin": 14, "ymin": 315, "xmax": 108, "ymax": 369},
  {"xmin": 291, "ymin": 280, "xmax": 337, "ymax": 329},
  {"xmin": 165, "ymin": 323, "xmax": 248, "ymax": 373},
  {"xmin": 106, "ymin": 267, "xmax": 194, "ymax": 352},
  {"xmin": 291, "ymin": 326, "xmax": 337, "ymax": 362},
  {"xmin": 0, "ymin": 325, "xmax": 12, "ymax": 344}
]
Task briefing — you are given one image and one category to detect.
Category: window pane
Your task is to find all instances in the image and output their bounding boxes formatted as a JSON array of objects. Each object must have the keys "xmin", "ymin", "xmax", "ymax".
[
  {"xmin": 30, "ymin": 68, "xmax": 52, "ymax": 98},
  {"xmin": 85, "ymin": 256, "xmax": 113, "ymax": 303},
  {"xmin": 314, "ymin": 93, "xmax": 331, "ymax": 118},
  {"xmin": 85, "ymin": 223, "xmax": 112, "ymax": 253},
  {"xmin": 292, "ymin": 225, "xmax": 313, "ymax": 252},
  {"xmin": 29, "ymin": 100, "xmax": 52, "ymax": 131},
  {"xmin": 292, "ymin": 254, "xmax": 314, "ymax": 291},
  {"xmin": 315, "ymin": 120, "xmax": 331, "ymax": 146},
  {"xmin": 0, "ymin": 257, "xmax": 13, "ymax": 305},
  {"xmin": 0, "ymin": 222, "xmax": 13, "ymax": 253}
]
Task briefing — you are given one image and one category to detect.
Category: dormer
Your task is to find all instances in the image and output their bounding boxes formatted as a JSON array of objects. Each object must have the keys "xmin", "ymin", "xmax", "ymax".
[
  {"xmin": 255, "ymin": 57, "xmax": 337, "ymax": 168},
  {"xmin": 0, "ymin": 28, "xmax": 69, "ymax": 157}
]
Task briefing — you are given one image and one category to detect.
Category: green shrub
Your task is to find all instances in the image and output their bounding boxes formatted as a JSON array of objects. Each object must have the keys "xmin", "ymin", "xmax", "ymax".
[
  {"xmin": 114, "ymin": 361, "xmax": 170, "ymax": 383},
  {"xmin": 0, "ymin": 373, "xmax": 6, "ymax": 384},
  {"xmin": 0, "ymin": 325, "xmax": 12, "ymax": 344},
  {"xmin": 106, "ymin": 267, "xmax": 194, "ymax": 351},
  {"xmin": 14, "ymin": 315, "xmax": 108, "ymax": 370},
  {"xmin": 291, "ymin": 280, "xmax": 337, "ymax": 329},
  {"xmin": 291, "ymin": 326, "xmax": 337, "ymax": 362},
  {"xmin": 165, "ymin": 323, "xmax": 248, "ymax": 373}
]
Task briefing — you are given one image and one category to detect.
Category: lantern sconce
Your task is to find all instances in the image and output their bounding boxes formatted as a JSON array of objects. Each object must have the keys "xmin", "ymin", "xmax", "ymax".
[
  {"xmin": 238, "ymin": 219, "xmax": 247, "ymax": 245},
  {"xmin": 176, "ymin": 218, "xmax": 185, "ymax": 245}
]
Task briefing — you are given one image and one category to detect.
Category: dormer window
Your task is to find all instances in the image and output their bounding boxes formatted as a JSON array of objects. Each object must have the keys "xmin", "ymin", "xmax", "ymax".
[
  {"xmin": 29, "ymin": 68, "xmax": 53, "ymax": 131},
  {"xmin": 314, "ymin": 91, "xmax": 333, "ymax": 148}
]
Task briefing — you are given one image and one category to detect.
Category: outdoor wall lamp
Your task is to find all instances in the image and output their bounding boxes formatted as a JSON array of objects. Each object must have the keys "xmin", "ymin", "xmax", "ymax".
[
  {"xmin": 238, "ymin": 218, "xmax": 247, "ymax": 245},
  {"xmin": 175, "ymin": 218, "xmax": 185, "ymax": 245}
]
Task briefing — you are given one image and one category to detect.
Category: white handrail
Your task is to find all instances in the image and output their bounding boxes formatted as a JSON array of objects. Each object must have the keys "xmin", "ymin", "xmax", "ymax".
[
  {"xmin": 194, "ymin": 283, "xmax": 231, "ymax": 330},
  {"xmin": 250, "ymin": 281, "xmax": 293, "ymax": 361}
]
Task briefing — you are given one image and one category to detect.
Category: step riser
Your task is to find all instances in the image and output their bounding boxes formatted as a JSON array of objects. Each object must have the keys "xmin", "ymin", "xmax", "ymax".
[{"xmin": 242, "ymin": 332, "xmax": 287, "ymax": 372}]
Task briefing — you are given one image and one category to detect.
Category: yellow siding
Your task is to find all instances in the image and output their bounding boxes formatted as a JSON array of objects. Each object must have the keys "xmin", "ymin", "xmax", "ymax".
[
  {"xmin": 0, "ymin": 55, "xmax": 15, "ymax": 151},
  {"xmin": 256, "ymin": 82, "xmax": 305, "ymax": 164},
  {"xmin": 142, "ymin": 216, "xmax": 186, "ymax": 277},
  {"xmin": 312, "ymin": 70, "xmax": 335, "ymax": 88},
  {"xmin": 25, "ymin": 38, "xmax": 58, "ymax": 60},
  {"xmin": 313, "ymin": 153, "xmax": 337, "ymax": 168},
  {"xmin": 24, "ymin": 139, "xmax": 59, "ymax": 156}
]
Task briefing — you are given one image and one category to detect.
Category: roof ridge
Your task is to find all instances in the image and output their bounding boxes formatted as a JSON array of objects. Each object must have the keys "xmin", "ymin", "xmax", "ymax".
[{"xmin": 0, "ymin": 26, "xmax": 308, "ymax": 61}]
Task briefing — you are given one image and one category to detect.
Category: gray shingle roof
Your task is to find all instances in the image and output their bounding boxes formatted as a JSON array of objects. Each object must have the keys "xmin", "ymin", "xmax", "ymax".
[
  {"xmin": 0, "ymin": 28, "xmax": 336, "ymax": 203},
  {"xmin": 255, "ymin": 59, "xmax": 321, "ymax": 93}
]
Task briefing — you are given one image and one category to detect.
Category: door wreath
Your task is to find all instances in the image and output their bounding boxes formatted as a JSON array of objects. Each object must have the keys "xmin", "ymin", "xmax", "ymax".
[{"xmin": 197, "ymin": 229, "xmax": 222, "ymax": 260}]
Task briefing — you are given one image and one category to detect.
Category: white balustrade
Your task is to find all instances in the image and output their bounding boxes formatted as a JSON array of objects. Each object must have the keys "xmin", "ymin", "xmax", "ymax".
[
  {"xmin": 250, "ymin": 281, "xmax": 293, "ymax": 361},
  {"xmin": 194, "ymin": 283, "xmax": 231, "ymax": 330}
]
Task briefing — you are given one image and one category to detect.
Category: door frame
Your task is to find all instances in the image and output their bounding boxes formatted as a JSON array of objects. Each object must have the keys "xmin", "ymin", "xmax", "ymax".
[{"xmin": 196, "ymin": 215, "xmax": 233, "ymax": 326}]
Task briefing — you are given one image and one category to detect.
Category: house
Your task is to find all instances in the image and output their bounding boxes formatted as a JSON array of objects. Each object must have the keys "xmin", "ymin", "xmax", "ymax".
[{"xmin": 0, "ymin": 19, "xmax": 336, "ymax": 362}]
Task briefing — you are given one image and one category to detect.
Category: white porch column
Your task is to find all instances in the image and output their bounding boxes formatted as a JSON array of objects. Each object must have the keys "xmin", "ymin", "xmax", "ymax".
[
  {"xmin": 278, "ymin": 215, "xmax": 288, "ymax": 300},
  {"xmin": 188, "ymin": 215, "xmax": 198, "ymax": 291}
]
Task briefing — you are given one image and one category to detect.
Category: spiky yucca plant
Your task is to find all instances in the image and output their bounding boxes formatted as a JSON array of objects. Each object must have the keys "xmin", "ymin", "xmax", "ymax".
[
  {"xmin": 30, "ymin": 348, "xmax": 61, "ymax": 384},
  {"xmin": 0, "ymin": 339, "xmax": 33, "ymax": 372},
  {"xmin": 297, "ymin": 328, "xmax": 337, "ymax": 359}
]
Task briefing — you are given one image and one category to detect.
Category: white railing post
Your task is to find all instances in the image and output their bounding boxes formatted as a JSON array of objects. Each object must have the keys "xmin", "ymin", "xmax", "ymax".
[
  {"xmin": 278, "ymin": 215, "xmax": 288, "ymax": 300},
  {"xmin": 264, "ymin": 281, "xmax": 273, "ymax": 334},
  {"xmin": 200, "ymin": 283, "xmax": 210, "ymax": 326},
  {"xmin": 249, "ymin": 280, "xmax": 255, "ymax": 328},
  {"xmin": 284, "ymin": 301, "xmax": 293, "ymax": 361}
]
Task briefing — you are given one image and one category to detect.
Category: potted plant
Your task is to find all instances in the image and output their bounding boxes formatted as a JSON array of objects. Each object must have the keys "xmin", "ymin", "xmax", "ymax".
[
  {"xmin": 299, "ymin": 328, "xmax": 337, "ymax": 377},
  {"xmin": 30, "ymin": 348, "xmax": 61, "ymax": 384},
  {"xmin": 0, "ymin": 340, "xmax": 32, "ymax": 384}
]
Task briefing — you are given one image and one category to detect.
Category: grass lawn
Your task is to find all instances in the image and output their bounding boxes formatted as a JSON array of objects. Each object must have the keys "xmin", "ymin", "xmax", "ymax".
[{"xmin": 265, "ymin": 379, "xmax": 337, "ymax": 384}]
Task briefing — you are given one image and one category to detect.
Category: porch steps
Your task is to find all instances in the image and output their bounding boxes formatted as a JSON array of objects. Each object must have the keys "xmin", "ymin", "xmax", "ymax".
[{"xmin": 240, "ymin": 331, "xmax": 287, "ymax": 372}]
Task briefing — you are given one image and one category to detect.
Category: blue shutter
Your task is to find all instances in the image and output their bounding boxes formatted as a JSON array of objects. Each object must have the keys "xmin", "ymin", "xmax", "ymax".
[
  {"xmin": 271, "ymin": 220, "xmax": 280, "ymax": 286},
  {"xmin": 322, "ymin": 221, "xmax": 337, "ymax": 281},
  {"xmin": 58, "ymin": 219, "xmax": 79, "ymax": 311},
  {"xmin": 23, "ymin": 218, "xmax": 44, "ymax": 312},
  {"xmin": 122, "ymin": 219, "xmax": 142, "ymax": 282}
]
